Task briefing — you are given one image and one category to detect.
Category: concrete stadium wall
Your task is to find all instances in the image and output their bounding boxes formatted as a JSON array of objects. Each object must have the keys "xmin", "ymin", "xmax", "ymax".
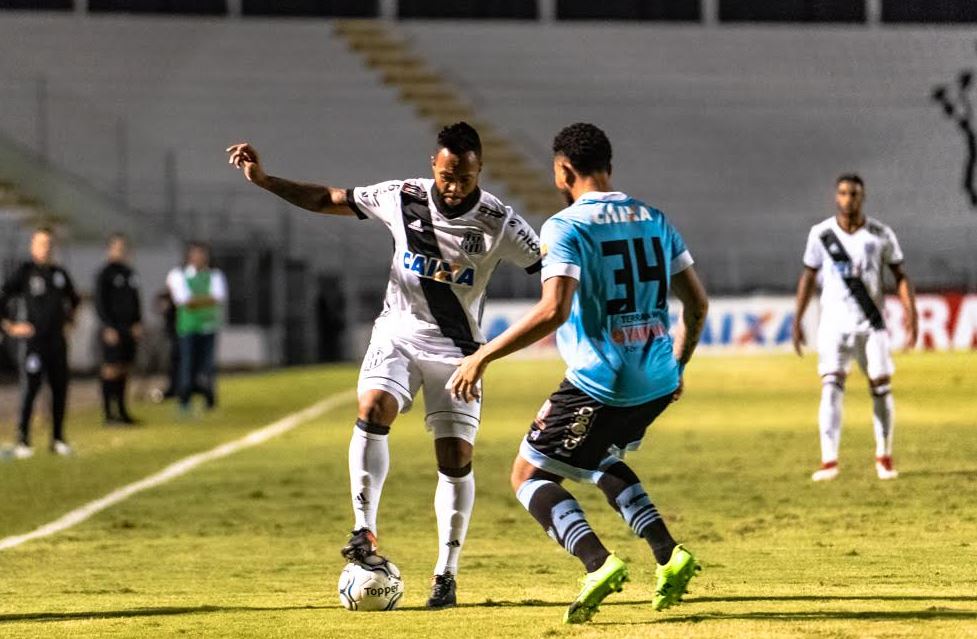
[{"xmin": 403, "ymin": 23, "xmax": 977, "ymax": 292}]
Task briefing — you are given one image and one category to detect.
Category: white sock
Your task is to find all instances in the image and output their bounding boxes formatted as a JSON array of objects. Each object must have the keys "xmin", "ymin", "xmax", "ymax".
[
  {"xmin": 433, "ymin": 470, "xmax": 475, "ymax": 576},
  {"xmin": 348, "ymin": 421, "xmax": 390, "ymax": 534},
  {"xmin": 872, "ymin": 386, "xmax": 895, "ymax": 458},
  {"xmin": 819, "ymin": 377, "xmax": 844, "ymax": 464}
]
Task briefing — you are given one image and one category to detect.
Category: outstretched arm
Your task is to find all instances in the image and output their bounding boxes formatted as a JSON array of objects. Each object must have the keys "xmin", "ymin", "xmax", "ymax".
[
  {"xmin": 450, "ymin": 275, "xmax": 577, "ymax": 402},
  {"xmin": 226, "ymin": 143, "xmax": 353, "ymax": 216},
  {"xmin": 792, "ymin": 266, "xmax": 818, "ymax": 356},
  {"xmin": 889, "ymin": 263, "xmax": 918, "ymax": 350}
]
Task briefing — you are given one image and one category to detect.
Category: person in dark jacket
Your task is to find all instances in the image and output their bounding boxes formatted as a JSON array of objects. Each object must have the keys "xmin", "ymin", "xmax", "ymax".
[
  {"xmin": 95, "ymin": 233, "xmax": 143, "ymax": 425},
  {"xmin": 0, "ymin": 227, "xmax": 80, "ymax": 458}
]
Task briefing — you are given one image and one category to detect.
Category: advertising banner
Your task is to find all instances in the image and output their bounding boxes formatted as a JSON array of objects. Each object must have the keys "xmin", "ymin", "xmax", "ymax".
[{"xmin": 482, "ymin": 294, "xmax": 977, "ymax": 356}]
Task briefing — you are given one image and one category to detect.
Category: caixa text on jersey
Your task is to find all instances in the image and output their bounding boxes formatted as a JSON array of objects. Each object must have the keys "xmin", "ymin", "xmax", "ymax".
[{"xmin": 402, "ymin": 251, "xmax": 476, "ymax": 286}]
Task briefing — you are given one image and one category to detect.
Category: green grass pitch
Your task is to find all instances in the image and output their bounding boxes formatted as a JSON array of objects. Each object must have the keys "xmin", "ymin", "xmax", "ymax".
[{"xmin": 1, "ymin": 352, "xmax": 975, "ymax": 638}]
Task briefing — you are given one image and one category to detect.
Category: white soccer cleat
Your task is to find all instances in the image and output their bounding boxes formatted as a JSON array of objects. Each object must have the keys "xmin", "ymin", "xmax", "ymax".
[
  {"xmin": 875, "ymin": 456, "xmax": 899, "ymax": 480},
  {"xmin": 51, "ymin": 440, "xmax": 73, "ymax": 457},
  {"xmin": 811, "ymin": 461, "xmax": 839, "ymax": 482},
  {"xmin": 12, "ymin": 443, "xmax": 34, "ymax": 460}
]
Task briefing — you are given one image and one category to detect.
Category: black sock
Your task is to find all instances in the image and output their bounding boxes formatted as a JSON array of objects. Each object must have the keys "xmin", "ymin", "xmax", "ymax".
[
  {"xmin": 101, "ymin": 378, "xmax": 115, "ymax": 419},
  {"xmin": 598, "ymin": 462, "xmax": 677, "ymax": 565},
  {"xmin": 516, "ymin": 478, "xmax": 609, "ymax": 573},
  {"xmin": 116, "ymin": 375, "xmax": 130, "ymax": 418}
]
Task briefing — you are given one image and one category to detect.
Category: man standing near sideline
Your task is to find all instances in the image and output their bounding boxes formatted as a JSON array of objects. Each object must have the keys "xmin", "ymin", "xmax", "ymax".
[
  {"xmin": 792, "ymin": 174, "xmax": 918, "ymax": 482},
  {"xmin": 166, "ymin": 242, "xmax": 227, "ymax": 414},
  {"xmin": 95, "ymin": 232, "xmax": 143, "ymax": 425},
  {"xmin": 451, "ymin": 123, "xmax": 709, "ymax": 623},
  {"xmin": 0, "ymin": 227, "xmax": 80, "ymax": 458}
]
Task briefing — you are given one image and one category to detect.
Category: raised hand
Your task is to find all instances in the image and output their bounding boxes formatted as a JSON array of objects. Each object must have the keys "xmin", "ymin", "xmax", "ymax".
[{"xmin": 226, "ymin": 143, "xmax": 267, "ymax": 186}]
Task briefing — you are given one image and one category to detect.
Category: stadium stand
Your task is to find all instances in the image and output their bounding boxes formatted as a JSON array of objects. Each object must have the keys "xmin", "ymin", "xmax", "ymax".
[
  {"xmin": 402, "ymin": 22, "xmax": 977, "ymax": 291},
  {"xmin": 1, "ymin": 13, "xmax": 976, "ymax": 365}
]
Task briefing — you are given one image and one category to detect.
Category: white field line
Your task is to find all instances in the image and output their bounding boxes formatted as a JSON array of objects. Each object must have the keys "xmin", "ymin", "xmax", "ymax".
[{"xmin": 0, "ymin": 389, "xmax": 356, "ymax": 551}]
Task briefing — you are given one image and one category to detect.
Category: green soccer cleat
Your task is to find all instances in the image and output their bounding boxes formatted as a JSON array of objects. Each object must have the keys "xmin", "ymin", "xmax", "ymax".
[
  {"xmin": 563, "ymin": 554, "xmax": 629, "ymax": 624},
  {"xmin": 653, "ymin": 544, "xmax": 701, "ymax": 611}
]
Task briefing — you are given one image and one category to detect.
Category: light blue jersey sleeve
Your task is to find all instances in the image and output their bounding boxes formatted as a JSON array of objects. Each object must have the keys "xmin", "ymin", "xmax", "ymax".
[
  {"xmin": 540, "ymin": 216, "xmax": 583, "ymax": 282},
  {"xmin": 668, "ymin": 226, "xmax": 692, "ymax": 273}
]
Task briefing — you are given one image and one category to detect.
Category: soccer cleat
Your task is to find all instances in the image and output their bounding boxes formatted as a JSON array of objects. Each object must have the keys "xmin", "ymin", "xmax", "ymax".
[
  {"xmin": 653, "ymin": 544, "xmax": 700, "ymax": 611},
  {"xmin": 563, "ymin": 554, "xmax": 629, "ymax": 624},
  {"xmin": 12, "ymin": 443, "xmax": 34, "ymax": 460},
  {"xmin": 51, "ymin": 440, "xmax": 73, "ymax": 456},
  {"xmin": 426, "ymin": 572, "xmax": 457, "ymax": 609},
  {"xmin": 876, "ymin": 456, "xmax": 899, "ymax": 480},
  {"xmin": 811, "ymin": 461, "xmax": 840, "ymax": 482},
  {"xmin": 341, "ymin": 527, "xmax": 379, "ymax": 563}
]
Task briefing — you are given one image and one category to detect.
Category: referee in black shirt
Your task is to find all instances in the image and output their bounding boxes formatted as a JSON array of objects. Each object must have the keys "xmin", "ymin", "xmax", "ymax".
[
  {"xmin": 95, "ymin": 233, "xmax": 142, "ymax": 425},
  {"xmin": 0, "ymin": 227, "xmax": 80, "ymax": 458}
]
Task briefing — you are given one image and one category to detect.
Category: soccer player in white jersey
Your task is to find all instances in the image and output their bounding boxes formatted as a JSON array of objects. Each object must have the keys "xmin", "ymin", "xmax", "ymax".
[
  {"xmin": 227, "ymin": 123, "xmax": 542, "ymax": 607},
  {"xmin": 792, "ymin": 174, "xmax": 918, "ymax": 482}
]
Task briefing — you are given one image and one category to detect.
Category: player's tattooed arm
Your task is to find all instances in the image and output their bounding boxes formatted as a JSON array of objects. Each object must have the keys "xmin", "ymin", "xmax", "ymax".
[
  {"xmin": 226, "ymin": 143, "xmax": 353, "ymax": 215},
  {"xmin": 671, "ymin": 266, "xmax": 708, "ymax": 368},
  {"xmin": 889, "ymin": 263, "xmax": 918, "ymax": 350},
  {"xmin": 791, "ymin": 267, "xmax": 818, "ymax": 356}
]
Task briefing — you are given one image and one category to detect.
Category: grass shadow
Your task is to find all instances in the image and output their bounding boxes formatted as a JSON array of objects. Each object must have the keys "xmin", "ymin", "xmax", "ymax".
[
  {"xmin": 597, "ymin": 609, "xmax": 977, "ymax": 625},
  {"xmin": 0, "ymin": 605, "xmax": 330, "ymax": 624},
  {"xmin": 899, "ymin": 469, "xmax": 977, "ymax": 479},
  {"xmin": 691, "ymin": 595, "xmax": 977, "ymax": 603}
]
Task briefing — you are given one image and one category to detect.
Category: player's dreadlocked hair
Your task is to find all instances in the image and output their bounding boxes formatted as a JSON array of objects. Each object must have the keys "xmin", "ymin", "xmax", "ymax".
[
  {"xmin": 836, "ymin": 173, "xmax": 864, "ymax": 188},
  {"xmin": 437, "ymin": 122, "xmax": 482, "ymax": 159},
  {"xmin": 552, "ymin": 123, "xmax": 612, "ymax": 176}
]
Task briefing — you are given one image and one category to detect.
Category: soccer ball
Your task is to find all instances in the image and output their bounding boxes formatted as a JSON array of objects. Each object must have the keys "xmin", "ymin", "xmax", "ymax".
[{"xmin": 337, "ymin": 558, "xmax": 404, "ymax": 611}]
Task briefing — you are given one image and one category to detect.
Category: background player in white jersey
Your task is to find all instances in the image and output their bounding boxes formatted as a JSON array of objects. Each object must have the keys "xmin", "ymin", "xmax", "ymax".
[
  {"xmin": 792, "ymin": 174, "xmax": 918, "ymax": 482},
  {"xmin": 452, "ymin": 123, "xmax": 709, "ymax": 623},
  {"xmin": 226, "ymin": 123, "xmax": 541, "ymax": 607}
]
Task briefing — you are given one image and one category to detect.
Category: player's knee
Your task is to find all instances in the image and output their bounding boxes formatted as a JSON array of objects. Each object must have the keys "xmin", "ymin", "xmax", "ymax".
[
  {"xmin": 822, "ymin": 372, "xmax": 846, "ymax": 391},
  {"xmin": 438, "ymin": 462, "xmax": 472, "ymax": 478},
  {"xmin": 510, "ymin": 457, "xmax": 534, "ymax": 494},
  {"xmin": 870, "ymin": 376, "xmax": 892, "ymax": 397},
  {"xmin": 434, "ymin": 436, "xmax": 473, "ymax": 474},
  {"xmin": 357, "ymin": 391, "xmax": 398, "ymax": 425}
]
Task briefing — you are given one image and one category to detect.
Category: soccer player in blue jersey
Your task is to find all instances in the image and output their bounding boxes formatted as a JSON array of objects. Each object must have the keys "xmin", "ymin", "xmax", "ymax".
[{"xmin": 451, "ymin": 123, "xmax": 709, "ymax": 623}]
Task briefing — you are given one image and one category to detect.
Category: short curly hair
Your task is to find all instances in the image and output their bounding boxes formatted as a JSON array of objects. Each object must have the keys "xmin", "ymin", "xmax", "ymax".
[
  {"xmin": 552, "ymin": 123, "xmax": 612, "ymax": 176},
  {"xmin": 437, "ymin": 121, "xmax": 482, "ymax": 159},
  {"xmin": 836, "ymin": 173, "xmax": 864, "ymax": 189}
]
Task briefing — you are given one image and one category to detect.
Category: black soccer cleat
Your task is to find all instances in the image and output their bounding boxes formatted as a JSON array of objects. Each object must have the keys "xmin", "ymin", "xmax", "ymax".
[
  {"xmin": 341, "ymin": 527, "xmax": 379, "ymax": 563},
  {"xmin": 426, "ymin": 572, "xmax": 457, "ymax": 609}
]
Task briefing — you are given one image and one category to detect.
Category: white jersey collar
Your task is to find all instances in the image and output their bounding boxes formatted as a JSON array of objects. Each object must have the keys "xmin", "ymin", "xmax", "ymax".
[{"xmin": 576, "ymin": 191, "xmax": 629, "ymax": 204}]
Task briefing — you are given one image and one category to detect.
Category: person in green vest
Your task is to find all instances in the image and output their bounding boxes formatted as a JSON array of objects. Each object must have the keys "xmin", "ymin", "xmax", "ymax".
[{"xmin": 165, "ymin": 242, "xmax": 227, "ymax": 413}]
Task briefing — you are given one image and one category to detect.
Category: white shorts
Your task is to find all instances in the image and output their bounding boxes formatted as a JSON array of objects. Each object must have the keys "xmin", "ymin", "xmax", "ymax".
[
  {"xmin": 817, "ymin": 327, "xmax": 894, "ymax": 381},
  {"xmin": 357, "ymin": 335, "xmax": 481, "ymax": 444}
]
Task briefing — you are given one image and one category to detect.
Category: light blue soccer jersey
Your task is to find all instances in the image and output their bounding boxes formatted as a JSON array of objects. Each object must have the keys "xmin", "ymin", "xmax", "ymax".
[{"xmin": 540, "ymin": 191, "xmax": 693, "ymax": 407}]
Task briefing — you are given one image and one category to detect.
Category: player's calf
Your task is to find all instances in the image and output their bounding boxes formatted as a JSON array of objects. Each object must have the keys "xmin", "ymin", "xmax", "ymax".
[
  {"xmin": 597, "ymin": 461, "xmax": 677, "ymax": 565},
  {"xmin": 869, "ymin": 377, "xmax": 898, "ymax": 479},
  {"xmin": 814, "ymin": 372, "xmax": 845, "ymax": 480}
]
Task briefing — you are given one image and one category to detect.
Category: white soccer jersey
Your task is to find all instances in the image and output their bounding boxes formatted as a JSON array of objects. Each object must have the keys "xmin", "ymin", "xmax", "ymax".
[
  {"xmin": 803, "ymin": 216, "xmax": 904, "ymax": 334},
  {"xmin": 346, "ymin": 178, "xmax": 542, "ymax": 356}
]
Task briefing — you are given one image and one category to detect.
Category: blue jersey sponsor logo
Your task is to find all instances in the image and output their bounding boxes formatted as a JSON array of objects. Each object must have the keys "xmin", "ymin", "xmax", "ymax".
[{"xmin": 402, "ymin": 251, "xmax": 476, "ymax": 286}]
